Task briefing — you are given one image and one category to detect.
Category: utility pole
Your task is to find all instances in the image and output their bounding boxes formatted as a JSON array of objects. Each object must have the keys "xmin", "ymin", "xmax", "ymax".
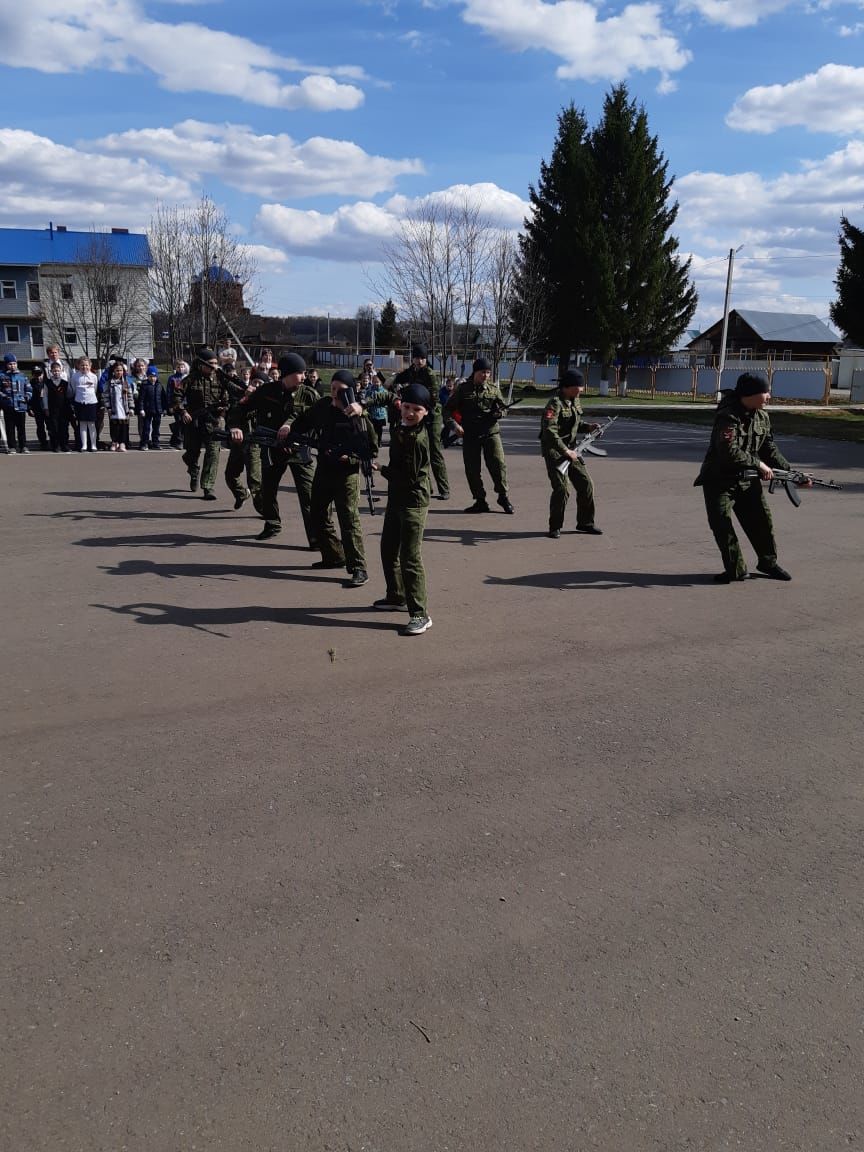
[{"xmin": 716, "ymin": 245, "xmax": 743, "ymax": 401}]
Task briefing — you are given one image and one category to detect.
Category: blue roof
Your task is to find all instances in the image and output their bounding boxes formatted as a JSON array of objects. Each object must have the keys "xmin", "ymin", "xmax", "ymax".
[
  {"xmin": 0, "ymin": 227, "xmax": 151, "ymax": 268},
  {"xmin": 735, "ymin": 309, "xmax": 839, "ymax": 345}
]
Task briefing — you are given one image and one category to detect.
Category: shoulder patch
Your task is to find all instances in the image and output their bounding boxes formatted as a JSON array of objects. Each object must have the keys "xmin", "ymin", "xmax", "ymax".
[{"xmin": 721, "ymin": 426, "xmax": 735, "ymax": 441}]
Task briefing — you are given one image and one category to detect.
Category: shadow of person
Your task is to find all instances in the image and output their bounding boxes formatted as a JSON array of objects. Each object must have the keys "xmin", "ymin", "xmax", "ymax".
[
  {"xmin": 485, "ymin": 570, "xmax": 714, "ymax": 591},
  {"xmin": 31, "ymin": 507, "xmax": 236, "ymax": 522},
  {"xmin": 98, "ymin": 559, "xmax": 341, "ymax": 583},
  {"xmin": 424, "ymin": 527, "xmax": 549, "ymax": 547},
  {"xmin": 44, "ymin": 489, "xmax": 184, "ymax": 500},
  {"xmin": 91, "ymin": 601, "xmax": 397, "ymax": 638},
  {"xmin": 75, "ymin": 532, "xmax": 309, "ymax": 550}
]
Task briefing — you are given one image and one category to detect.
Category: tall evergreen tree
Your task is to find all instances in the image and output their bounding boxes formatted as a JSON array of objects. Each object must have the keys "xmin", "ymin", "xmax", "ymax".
[
  {"xmin": 376, "ymin": 298, "xmax": 401, "ymax": 349},
  {"xmin": 590, "ymin": 85, "xmax": 697, "ymax": 382},
  {"xmin": 514, "ymin": 104, "xmax": 605, "ymax": 367},
  {"xmin": 830, "ymin": 214, "xmax": 864, "ymax": 346}
]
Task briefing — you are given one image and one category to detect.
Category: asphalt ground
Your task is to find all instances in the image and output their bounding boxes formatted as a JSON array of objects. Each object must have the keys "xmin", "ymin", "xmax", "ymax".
[{"xmin": 2, "ymin": 418, "xmax": 863, "ymax": 1152}]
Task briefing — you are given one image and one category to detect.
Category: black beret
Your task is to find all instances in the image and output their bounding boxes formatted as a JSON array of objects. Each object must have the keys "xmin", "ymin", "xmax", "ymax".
[
  {"xmin": 196, "ymin": 347, "xmax": 218, "ymax": 363},
  {"xmin": 278, "ymin": 353, "xmax": 306, "ymax": 375},
  {"xmin": 472, "ymin": 357, "xmax": 491, "ymax": 374},
  {"xmin": 400, "ymin": 382, "xmax": 431, "ymax": 410},
  {"xmin": 735, "ymin": 371, "xmax": 769, "ymax": 397},
  {"xmin": 411, "ymin": 343, "xmax": 427, "ymax": 360},
  {"xmin": 332, "ymin": 369, "xmax": 356, "ymax": 387},
  {"xmin": 560, "ymin": 369, "xmax": 584, "ymax": 389}
]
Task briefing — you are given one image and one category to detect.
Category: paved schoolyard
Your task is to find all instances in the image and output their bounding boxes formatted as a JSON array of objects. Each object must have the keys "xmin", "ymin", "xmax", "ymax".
[{"xmin": 2, "ymin": 419, "xmax": 863, "ymax": 1151}]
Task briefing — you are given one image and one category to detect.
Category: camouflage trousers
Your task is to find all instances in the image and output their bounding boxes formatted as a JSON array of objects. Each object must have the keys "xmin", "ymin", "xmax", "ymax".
[
  {"xmin": 311, "ymin": 466, "xmax": 366, "ymax": 573},
  {"xmin": 545, "ymin": 456, "xmax": 595, "ymax": 531},
  {"xmin": 428, "ymin": 409, "xmax": 449, "ymax": 497},
  {"xmin": 182, "ymin": 426, "xmax": 220, "ymax": 492},
  {"xmin": 224, "ymin": 442, "xmax": 261, "ymax": 499},
  {"xmin": 259, "ymin": 455, "xmax": 317, "ymax": 545},
  {"xmin": 380, "ymin": 502, "xmax": 429, "ymax": 615},
  {"xmin": 462, "ymin": 432, "xmax": 508, "ymax": 502},
  {"xmin": 703, "ymin": 480, "xmax": 778, "ymax": 578}
]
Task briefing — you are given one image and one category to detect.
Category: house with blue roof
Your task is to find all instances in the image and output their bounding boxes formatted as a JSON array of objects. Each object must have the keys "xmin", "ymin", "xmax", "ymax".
[
  {"xmin": 0, "ymin": 224, "xmax": 153, "ymax": 366},
  {"xmin": 686, "ymin": 309, "xmax": 840, "ymax": 363}
]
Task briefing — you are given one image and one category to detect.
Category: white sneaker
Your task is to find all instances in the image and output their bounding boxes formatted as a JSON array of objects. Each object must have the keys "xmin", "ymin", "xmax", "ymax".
[
  {"xmin": 402, "ymin": 614, "xmax": 432, "ymax": 636},
  {"xmin": 119, "ymin": 444, "xmax": 127, "ymax": 452}
]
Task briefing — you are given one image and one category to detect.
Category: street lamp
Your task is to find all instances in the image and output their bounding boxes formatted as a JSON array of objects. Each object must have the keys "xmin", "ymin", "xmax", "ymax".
[{"xmin": 716, "ymin": 244, "xmax": 744, "ymax": 401}]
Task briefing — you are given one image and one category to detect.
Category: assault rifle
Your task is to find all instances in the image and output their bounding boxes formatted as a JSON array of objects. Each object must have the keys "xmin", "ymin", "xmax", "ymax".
[
  {"xmin": 469, "ymin": 396, "xmax": 524, "ymax": 441},
  {"xmin": 556, "ymin": 416, "xmax": 618, "ymax": 475},
  {"xmin": 340, "ymin": 387, "xmax": 377, "ymax": 517},
  {"xmin": 211, "ymin": 425, "xmax": 314, "ymax": 465},
  {"xmin": 740, "ymin": 467, "xmax": 842, "ymax": 507}
]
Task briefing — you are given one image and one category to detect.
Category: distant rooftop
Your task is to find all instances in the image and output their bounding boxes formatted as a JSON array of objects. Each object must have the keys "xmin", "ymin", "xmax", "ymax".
[
  {"xmin": 732, "ymin": 310, "xmax": 838, "ymax": 344},
  {"xmin": 0, "ymin": 225, "xmax": 152, "ymax": 267}
]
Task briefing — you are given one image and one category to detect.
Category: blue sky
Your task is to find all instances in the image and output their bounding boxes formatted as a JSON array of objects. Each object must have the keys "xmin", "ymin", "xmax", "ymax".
[{"xmin": 2, "ymin": 0, "xmax": 864, "ymax": 334}]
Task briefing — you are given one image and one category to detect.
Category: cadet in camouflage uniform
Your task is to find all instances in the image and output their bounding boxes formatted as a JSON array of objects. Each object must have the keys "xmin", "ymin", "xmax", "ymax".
[
  {"xmin": 373, "ymin": 381, "xmax": 434, "ymax": 636},
  {"xmin": 221, "ymin": 359, "xmax": 262, "ymax": 510},
  {"xmin": 176, "ymin": 348, "xmax": 229, "ymax": 500},
  {"xmin": 443, "ymin": 357, "xmax": 514, "ymax": 513},
  {"xmin": 540, "ymin": 369, "xmax": 603, "ymax": 538},
  {"xmin": 227, "ymin": 353, "xmax": 321, "ymax": 544},
  {"xmin": 391, "ymin": 344, "xmax": 449, "ymax": 499},
  {"xmin": 291, "ymin": 370, "xmax": 378, "ymax": 586},
  {"xmin": 695, "ymin": 372, "xmax": 796, "ymax": 582}
]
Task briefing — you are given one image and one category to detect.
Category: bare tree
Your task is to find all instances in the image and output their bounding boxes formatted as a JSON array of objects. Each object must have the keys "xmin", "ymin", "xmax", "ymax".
[
  {"xmin": 148, "ymin": 195, "xmax": 258, "ymax": 357},
  {"xmin": 40, "ymin": 231, "xmax": 150, "ymax": 366},
  {"xmin": 481, "ymin": 232, "xmax": 519, "ymax": 385}
]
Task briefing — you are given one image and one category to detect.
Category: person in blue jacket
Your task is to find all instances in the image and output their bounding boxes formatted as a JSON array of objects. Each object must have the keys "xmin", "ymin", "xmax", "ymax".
[{"xmin": 0, "ymin": 354, "xmax": 33, "ymax": 454}]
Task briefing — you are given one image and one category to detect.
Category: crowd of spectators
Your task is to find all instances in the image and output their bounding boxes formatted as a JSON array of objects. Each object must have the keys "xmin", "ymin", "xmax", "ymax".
[{"xmin": 0, "ymin": 344, "xmax": 192, "ymax": 455}]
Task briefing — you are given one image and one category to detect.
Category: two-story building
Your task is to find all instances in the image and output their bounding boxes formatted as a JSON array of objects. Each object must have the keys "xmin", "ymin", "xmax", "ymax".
[{"xmin": 0, "ymin": 224, "xmax": 153, "ymax": 367}]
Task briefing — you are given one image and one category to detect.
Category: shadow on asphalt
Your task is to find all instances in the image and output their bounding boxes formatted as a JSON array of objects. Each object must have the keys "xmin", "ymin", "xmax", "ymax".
[
  {"xmin": 31, "ymin": 507, "xmax": 236, "ymax": 521},
  {"xmin": 44, "ymin": 489, "xmax": 185, "ymax": 499},
  {"xmin": 486, "ymin": 569, "xmax": 714, "ymax": 590},
  {"xmin": 74, "ymin": 532, "xmax": 309, "ymax": 549},
  {"xmin": 91, "ymin": 601, "xmax": 397, "ymax": 637},
  {"xmin": 98, "ymin": 560, "xmax": 341, "ymax": 583},
  {"xmin": 424, "ymin": 527, "xmax": 548, "ymax": 546}
]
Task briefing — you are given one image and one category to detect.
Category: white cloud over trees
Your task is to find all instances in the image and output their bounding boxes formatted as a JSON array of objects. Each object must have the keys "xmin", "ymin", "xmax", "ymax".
[{"xmin": 90, "ymin": 122, "xmax": 424, "ymax": 200}]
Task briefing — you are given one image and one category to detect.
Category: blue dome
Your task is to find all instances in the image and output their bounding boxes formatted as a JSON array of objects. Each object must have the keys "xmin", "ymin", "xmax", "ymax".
[{"xmin": 193, "ymin": 264, "xmax": 237, "ymax": 284}]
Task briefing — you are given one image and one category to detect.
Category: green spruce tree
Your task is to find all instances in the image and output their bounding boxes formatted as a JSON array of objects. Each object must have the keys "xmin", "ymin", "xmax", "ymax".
[
  {"xmin": 376, "ymin": 298, "xmax": 401, "ymax": 349},
  {"xmin": 590, "ymin": 85, "xmax": 697, "ymax": 387},
  {"xmin": 513, "ymin": 104, "xmax": 605, "ymax": 367},
  {"xmin": 830, "ymin": 214, "xmax": 864, "ymax": 346}
]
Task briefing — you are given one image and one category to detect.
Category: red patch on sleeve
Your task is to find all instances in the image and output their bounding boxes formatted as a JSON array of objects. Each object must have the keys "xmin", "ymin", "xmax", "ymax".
[
  {"xmin": 544, "ymin": 408, "xmax": 556, "ymax": 419},
  {"xmin": 721, "ymin": 427, "xmax": 734, "ymax": 441}
]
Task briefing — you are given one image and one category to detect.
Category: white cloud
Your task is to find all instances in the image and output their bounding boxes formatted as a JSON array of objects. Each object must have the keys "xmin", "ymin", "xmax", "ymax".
[
  {"xmin": 0, "ymin": 0, "xmax": 366, "ymax": 110},
  {"xmin": 241, "ymin": 245, "xmax": 290, "ymax": 270},
  {"xmin": 90, "ymin": 121, "xmax": 424, "ymax": 199},
  {"xmin": 676, "ymin": 0, "xmax": 792, "ymax": 28},
  {"xmin": 254, "ymin": 183, "xmax": 531, "ymax": 262},
  {"xmin": 256, "ymin": 202, "xmax": 398, "ymax": 262},
  {"xmin": 727, "ymin": 65, "xmax": 864, "ymax": 134},
  {"xmin": 676, "ymin": 143, "xmax": 864, "ymax": 324},
  {"xmin": 0, "ymin": 128, "xmax": 193, "ymax": 229},
  {"xmin": 456, "ymin": 0, "xmax": 691, "ymax": 89}
]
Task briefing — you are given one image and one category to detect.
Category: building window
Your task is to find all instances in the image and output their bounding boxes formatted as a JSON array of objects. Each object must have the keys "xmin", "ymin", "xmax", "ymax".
[
  {"xmin": 99, "ymin": 327, "xmax": 121, "ymax": 345},
  {"xmin": 739, "ymin": 347, "xmax": 752, "ymax": 360},
  {"xmin": 2, "ymin": 281, "xmax": 17, "ymax": 300},
  {"xmin": 5, "ymin": 325, "xmax": 21, "ymax": 343},
  {"xmin": 766, "ymin": 348, "xmax": 776, "ymax": 359},
  {"xmin": 783, "ymin": 349, "xmax": 792, "ymax": 361},
  {"xmin": 27, "ymin": 282, "xmax": 40, "ymax": 302},
  {"xmin": 31, "ymin": 325, "xmax": 44, "ymax": 347},
  {"xmin": 97, "ymin": 285, "xmax": 118, "ymax": 305},
  {"xmin": 61, "ymin": 283, "xmax": 73, "ymax": 301},
  {"xmin": 63, "ymin": 327, "xmax": 78, "ymax": 346}
]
